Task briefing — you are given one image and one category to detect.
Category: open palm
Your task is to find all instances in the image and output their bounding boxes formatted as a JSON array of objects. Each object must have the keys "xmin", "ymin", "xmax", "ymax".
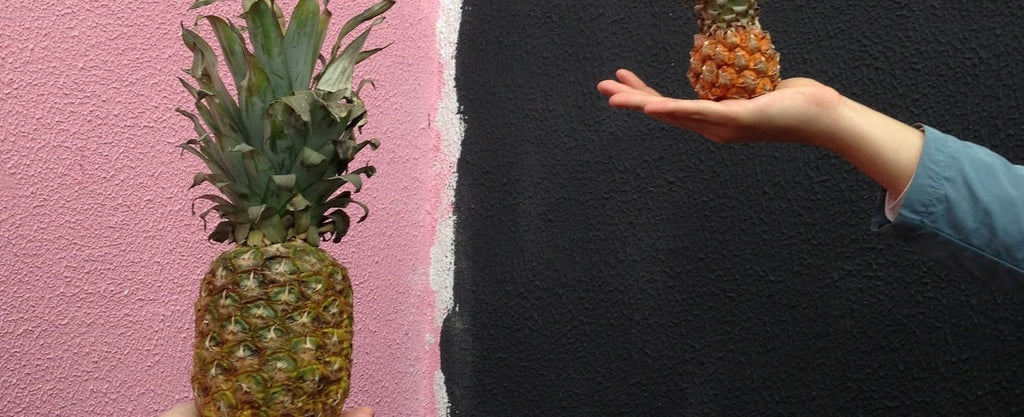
[{"xmin": 597, "ymin": 69, "xmax": 844, "ymax": 146}]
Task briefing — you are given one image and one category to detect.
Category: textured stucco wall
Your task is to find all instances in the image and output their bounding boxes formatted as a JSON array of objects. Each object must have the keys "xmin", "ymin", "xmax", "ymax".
[
  {"xmin": 443, "ymin": 1, "xmax": 1024, "ymax": 416},
  {"xmin": 0, "ymin": 1, "xmax": 450, "ymax": 416}
]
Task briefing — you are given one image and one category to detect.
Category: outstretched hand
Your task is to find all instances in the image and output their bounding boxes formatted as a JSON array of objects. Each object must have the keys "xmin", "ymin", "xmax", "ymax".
[
  {"xmin": 159, "ymin": 402, "xmax": 375, "ymax": 417},
  {"xmin": 597, "ymin": 68, "xmax": 924, "ymax": 194},
  {"xmin": 596, "ymin": 69, "xmax": 844, "ymax": 147}
]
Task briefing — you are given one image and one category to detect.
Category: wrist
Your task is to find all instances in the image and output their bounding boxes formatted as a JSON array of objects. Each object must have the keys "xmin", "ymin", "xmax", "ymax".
[
  {"xmin": 802, "ymin": 90, "xmax": 853, "ymax": 151},
  {"xmin": 817, "ymin": 96, "xmax": 924, "ymax": 192}
]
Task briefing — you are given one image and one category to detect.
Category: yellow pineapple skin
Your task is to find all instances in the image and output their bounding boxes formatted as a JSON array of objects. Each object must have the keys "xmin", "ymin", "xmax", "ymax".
[
  {"xmin": 688, "ymin": 26, "xmax": 780, "ymax": 101},
  {"xmin": 191, "ymin": 242, "xmax": 354, "ymax": 417}
]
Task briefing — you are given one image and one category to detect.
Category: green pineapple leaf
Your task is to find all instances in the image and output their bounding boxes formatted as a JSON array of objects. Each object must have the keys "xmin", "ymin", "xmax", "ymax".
[
  {"xmin": 177, "ymin": 77, "xmax": 203, "ymax": 101},
  {"xmin": 209, "ymin": 221, "xmax": 234, "ymax": 242},
  {"xmin": 176, "ymin": 110, "xmax": 223, "ymax": 175},
  {"xmin": 188, "ymin": 0, "xmax": 219, "ymax": 10},
  {"xmin": 324, "ymin": 210, "xmax": 351, "ymax": 243},
  {"xmin": 278, "ymin": 93, "xmax": 315, "ymax": 122},
  {"xmin": 246, "ymin": 228, "xmax": 265, "ymax": 246},
  {"xmin": 287, "ymin": 193, "xmax": 312, "ymax": 211},
  {"xmin": 244, "ymin": 0, "xmax": 292, "ymax": 97},
  {"xmin": 177, "ymin": 140, "xmax": 208, "ymax": 164},
  {"xmin": 323, "ymin": 193, "xmax": 369, "ymax": 221},
  {"xmin": 248, "ymin": 205, "xmax": 268, "ymax": 223},
  {"xmin": 181, "ymin": 0, "xmax": 389, "ymax": 247},
  {"xmin": 317, "ymin": 17, "xmax": 381, "ymax": 97},
  {"xmin": 239, "ymin": 53, "xmax": 274, "ymax": 150},
  {"xmin": 350, "ymin": 165, "xmax": 376, "ymax": 178},
  {"xmin": 272, "ymin": 174, "xmax": 297, "ymax": 190},
  {"xmin": 331, "ymin": 173, "xmax": 363, "ymax": 193},
  {"xmin": 204, "ymin": 16, "xmax": 251, "ymax": 89},
  {"xmin": 324, "ymin": 191, "xmax": 353, "ymax": 211},
  {"xmin": 190, "ymin": 172, "xmax": 222, "ymax": 189},
  {"xmin": 257, "ymin": 214, "xmax": 287, "ymax": 243},
  {"xmin": 329, "ymin": 0, "xmax": 394, "ymax": 58},
  {"xmin": 192, "ymin": 194, "xmax": 234, "ymax": 215},
  {"xmin": 181, "ymin": 25, "xmax": 242, "ymax": 131},
  {"xmin": 317, "ymin": 0, "xmax": 393, "ymax": 97},
  {"xmin": 356, "ymin": 45, "xmax": 390, "ymax": 66},
  {"xmin": 233, "ymin": 222, "xmax": 252, "ymax": 244},
  {"xmin": 283, "ymin": 0, "xmax": 326, "ymax": 90},
  {"xmin": 231, "ymin": 144, "xmax": 256, "ymax": 153},
  {"xmin": 296, "ymin": 210, "xmax": 318, "ymax": 246},
  {"xmin": 242, "ymin": 151, "xmax": 275, "ymax": 202},
  {"xmin": 197, "ymin": 204, "xmax": 237, "ymax": 228},
  {"xmin": 299, "ymin": 147, "xmax": 327, "ymax": 166}
]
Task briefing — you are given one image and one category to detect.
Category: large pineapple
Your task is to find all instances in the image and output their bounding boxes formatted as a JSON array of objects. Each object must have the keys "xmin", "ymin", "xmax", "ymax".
[
  {"xmin": 176, "ymin": 0, "xmax": 394, "ymax": 415},
  {"xmin": 687, "ymin": 0, "xmax": 781, "ymax": 100}
]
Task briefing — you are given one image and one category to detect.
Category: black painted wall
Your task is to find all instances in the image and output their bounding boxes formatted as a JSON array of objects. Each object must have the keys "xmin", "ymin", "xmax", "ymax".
[{"xmin": 442, "ymin": 1, "xmax": 1024, "ymax": 415}]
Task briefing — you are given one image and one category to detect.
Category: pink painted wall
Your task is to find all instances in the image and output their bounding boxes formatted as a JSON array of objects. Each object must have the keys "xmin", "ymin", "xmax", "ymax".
[{"xmin": 0, "ymin": 1, "xmax": 447, "ymax": 415}]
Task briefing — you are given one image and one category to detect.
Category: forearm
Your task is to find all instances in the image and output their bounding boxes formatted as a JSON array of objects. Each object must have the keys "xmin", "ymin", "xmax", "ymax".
[{"xmin": 812, "ymin": 96, "xmax": 924, "ymax": 193}]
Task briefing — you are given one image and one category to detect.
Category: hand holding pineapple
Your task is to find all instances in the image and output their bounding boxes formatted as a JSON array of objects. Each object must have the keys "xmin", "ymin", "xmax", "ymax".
[
  {"xmin": 597, "ymin": 69, "xmax": 924, "ymax": 196},
  {"xmin": 598, "ymin": 2, "xmax": 921, "ymax": 193},
  {"xmin": 599, "ymin": 69, "xmax": 839, "ymax": 145}
]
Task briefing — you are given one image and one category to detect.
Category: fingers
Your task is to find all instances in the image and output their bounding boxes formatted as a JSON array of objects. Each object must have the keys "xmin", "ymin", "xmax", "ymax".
[
  {"xmin": 596, "ymin": 79, "xmax": 649, "ymax": 98},
  {"xmin": 642, "ymin": 98, "xmax": 713, "ymax": 120},
  {"xmin": 644, "ymin": 97, "xmax": 753, "ymax": 126},
  {"xmin": 597, "ymin": 68, "xmax": 743, "ymax": 142},
  {"xmin": 596, "ymin": 79, "xmax": 629, "ymax": 97},
  {"xmin": 641, "ymin": 99, "xmax": 750, "ymax": 143},
  {"xmin": 608, "ymin": 93, "xmax": 674, "ymax": 111},
  {"xmin": 597, "ymin": 69, "xmax": 662, "ymax": 99},
  {"xmin": 614, "ymin": 69, "xmax": 661, "ymax": 96},
  {"xmin": 341, "ymin": 406, "xmax": 375, "ymax": 417}
]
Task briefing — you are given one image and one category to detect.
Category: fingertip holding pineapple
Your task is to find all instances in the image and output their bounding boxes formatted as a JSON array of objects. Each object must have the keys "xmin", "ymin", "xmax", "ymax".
[{"xmin": 686, "ymin": 0, "xmax": 781, "ymax": 101}]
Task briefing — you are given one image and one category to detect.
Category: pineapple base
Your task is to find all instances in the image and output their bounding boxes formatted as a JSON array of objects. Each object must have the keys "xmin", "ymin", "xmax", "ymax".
[
  {"xmin": 191, "ymin": 242, "xmax": 354, "ymax": 417},
  {"xmin": 688, "ymin": 26, "xmax": 781, "ymax": 101}
]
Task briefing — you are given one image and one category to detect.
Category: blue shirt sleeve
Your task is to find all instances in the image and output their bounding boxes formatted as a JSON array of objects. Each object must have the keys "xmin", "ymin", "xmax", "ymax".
[{"xmin": 872, "ymin": 125, "xmax": 1024, "ymax": 291}]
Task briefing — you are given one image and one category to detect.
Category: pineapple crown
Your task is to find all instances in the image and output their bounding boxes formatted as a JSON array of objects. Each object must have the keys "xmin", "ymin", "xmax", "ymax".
[
  {"xmin": 690, "ymin": 0, "xmax": 763, "ymax": 31},
  {"xmin": 177, "ymin": 0, "xmax": 394, "ymax": 247}
]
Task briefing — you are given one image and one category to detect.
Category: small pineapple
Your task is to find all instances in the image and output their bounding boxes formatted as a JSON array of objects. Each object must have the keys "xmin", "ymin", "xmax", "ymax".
[
  {"xmin": 687, "ymin": 0, "xmax": 781, "ymax": 100},
  {"xmin": 176, "ymin": 0, "xmax": 394, "ymax": 415}
]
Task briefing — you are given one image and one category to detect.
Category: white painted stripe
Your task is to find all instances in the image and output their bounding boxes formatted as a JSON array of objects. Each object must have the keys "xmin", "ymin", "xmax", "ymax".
[{"xmin": 431, "ymin": 0, "xmax": 464, "ymax": 415}]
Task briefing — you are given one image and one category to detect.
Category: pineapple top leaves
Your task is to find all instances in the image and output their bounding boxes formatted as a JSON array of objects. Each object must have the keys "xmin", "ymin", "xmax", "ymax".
[
  {"xmin": 178, "ymin": 0, "xmax": 394, "ymax": 247},
  {"xmin": 690, "ymin": 0, "xmax": 764, "ymax": 32}
]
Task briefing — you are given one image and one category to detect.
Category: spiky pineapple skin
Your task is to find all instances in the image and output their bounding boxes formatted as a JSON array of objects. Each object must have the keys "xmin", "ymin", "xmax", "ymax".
[
  {"xmin": 192, "ymin": 242, "xmax": 353, "ymax": 417},
  {"xmin": 687, "ymin": 0, "xmax": 780, "ymax": 101}
]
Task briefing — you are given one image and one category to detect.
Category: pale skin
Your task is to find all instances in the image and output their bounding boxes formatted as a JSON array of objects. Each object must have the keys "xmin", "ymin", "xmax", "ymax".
[
  {"xmin": 158, "ymin": 402, "xmax": 374, "ymax": 417},
  {"xmin": 596, "ymin": 69, "xmax": 925, "ymax": 194}
]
